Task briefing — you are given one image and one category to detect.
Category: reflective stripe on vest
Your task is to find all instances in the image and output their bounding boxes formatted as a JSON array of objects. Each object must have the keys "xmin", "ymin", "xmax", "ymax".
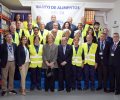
[
  {"xmin": 72, "ymin": 45, "xmax": 83, "ymax": 67},
  {"xmin": 29, "ymin": 44, "xmax": 43, "ymax": 68},
  {"xmin": 82, "ymin": 43, "xmax": 97, "ymax": 66}
]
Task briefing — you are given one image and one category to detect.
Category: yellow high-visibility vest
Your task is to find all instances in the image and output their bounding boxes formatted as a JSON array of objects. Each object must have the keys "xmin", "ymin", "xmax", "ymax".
[
  {"xmin": 23, "ymin": 21, "xmax": 34, "ymax": 29},
  {"xmin": 29, "ymin": 44, "xmax": 43, "ymax": 68},
  {"xmin": 39, "ymin": 29, "xmax": 49, "ymax": 44},
  {"xmin": 16, "ymin": 29, "xmax": 23, "ymax": 39},
  {"xmin": 67, "ymin": 38, "xmax": 73, "ymax": 45},
  {"xmin": 94, "ymin": 30, "xmax": 102, "ymax": 40},
  {"xmin": 29, "ymin": 34, "xmax": 42, "ymax": 45},
  {"xmin": 82, "ymin": 43, "xmax": 98, "ymax": 66},
  {"xmin": 72, "ymin": 45, "xmax": 83, "ymax": 67},
  {"xmin": 82, "ymin": 24, "xmax": 90, "ymax": 37},
  {"xmin": 23, "ymin": 29, "xmax": 34, "ymax": 38},
  {"xmin": 12, "ymin": 32, "xmax": 19, "ymax": 45},
  {"xmin": 49, "ymin": 30, "xmax": 63, "ymax": 45}
]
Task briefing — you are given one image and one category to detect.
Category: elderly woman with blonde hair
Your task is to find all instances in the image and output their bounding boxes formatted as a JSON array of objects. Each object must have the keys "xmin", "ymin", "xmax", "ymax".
[
  {"xmin": 42, "ymin": 33, "xmax": 58, "ymax": 92},
  {"xmin": 63, "ymin": 29, "xmax": 73, "ymax": 45}
]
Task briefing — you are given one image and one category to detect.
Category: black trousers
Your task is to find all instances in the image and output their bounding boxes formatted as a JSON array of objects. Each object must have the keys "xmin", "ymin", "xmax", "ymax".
[
  {"xmin": 0, "ymin": 66, "xmax": 1, "ymax": 89},
  {"xmin": 44, "ymin": 68, "xmax": 58, "ymax": 91},
  {"xmin": 30, "ymin": 67, "xmax": 42, "ymax": 88},
  {"xmin": 115, "ymin": 68, "xmax": 120, "ymax": 92},
  {"xmin": 109, "ymin": 66, "xmax": 115, "ymax": 90},
  {"xmin": 97, "ymin": 62, "xmax": 108, "ymax": 89},
  {"xmin": 58, "ymin": 65, "xmax": 72, "ymax": 91},
  {"xmin": 109, "ymin": 66, "xmax": 120, "ymax": 92},
  {"xmin": 71, "ymin": 65, "xmax": 83, "ymax": 89}
]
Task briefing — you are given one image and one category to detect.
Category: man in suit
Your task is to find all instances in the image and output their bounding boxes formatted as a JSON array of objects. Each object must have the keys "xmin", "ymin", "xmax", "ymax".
[
  {"xmin": 45, "ymin": 15, "xmax": 61, "ymax": 30},
  {"xmin": 57, "ymin": 36, "xmax": 73, "ymax": 92},
  {"xmin": 0, "ymin": 33, "xmax": 17, "ymax": 96},
  {"xmin": 67, "ymin": 17, "xmax": 77, "ymax": 38},
  {"xmin": 103, "ymin": 28, "xmax": 113, "ymax": 45},
  {"xmin": 96, "ymin": 33, "xmax": 111, "ymax": 92},
  {"xmin": 109, "ymin": 33, "xmax": 120, "ymax": 95}
]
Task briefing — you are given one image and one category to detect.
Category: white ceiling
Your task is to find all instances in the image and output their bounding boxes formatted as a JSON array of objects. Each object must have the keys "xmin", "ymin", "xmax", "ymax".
[
  {"xmin": 22, "ymin": 0, "xmax": 118, "ymax": 3},
  {"xmin": 0, "ymin": 0, "xmax": 118, "ymax": 10}
]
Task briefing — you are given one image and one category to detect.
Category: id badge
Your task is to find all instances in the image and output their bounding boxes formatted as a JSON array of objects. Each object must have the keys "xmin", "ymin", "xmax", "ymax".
[
  {"xmin": 99, "ymin": 52, "xmax": 103, "ymax": 55},
  {"xmin": 101, "ymin": 57, "xmax": 103, "ymax": 59},
  {"xmin": 111, "ymin": 53, "xmax": 114, "ymax": 56}
]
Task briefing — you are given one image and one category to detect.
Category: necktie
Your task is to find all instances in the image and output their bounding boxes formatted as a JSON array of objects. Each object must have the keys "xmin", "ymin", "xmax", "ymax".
[
  {"xmin": 101, "ymin": 42, "xmax": 104, "ymax": 51},
  {"xmin": 9, "ymin": 45, "xmax": 12, "ymax": 53},
  {"xmin": 113, "ymin": 43, "xmax": 117, "ymax": 51}
]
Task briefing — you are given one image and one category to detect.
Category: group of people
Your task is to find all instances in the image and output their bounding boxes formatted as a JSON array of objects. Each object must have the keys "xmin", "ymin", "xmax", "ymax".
[{"xmin": 0, "ymin": 13, "xmax": 120, "ymax": 97}]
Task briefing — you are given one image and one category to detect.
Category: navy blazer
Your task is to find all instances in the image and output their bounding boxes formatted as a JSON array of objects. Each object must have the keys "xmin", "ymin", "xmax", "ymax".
[
  {"xmin": 70, "ymin": 24, "xmax": 77, "ymax": 38},
  {"xmin": 0, "ymin": 43, "xmax": 17, "ymax": 68},
  {"xmin": 17, "ymin": 44, "xmax": 28, "ymax": 67},
  {"xmin": 97, "ymin": 41, "xmax": 111, "ymax": 66},
  {"xmin": 109, "ymin": 41, "xmax": 120, "ymax": 68},
  {"xmin": 57, "ymin": 44, "xmax": 73, "ymax": 67},
  {"xmin": 45, "ymin": 21, "xmax": 61, "ymax": 31}
]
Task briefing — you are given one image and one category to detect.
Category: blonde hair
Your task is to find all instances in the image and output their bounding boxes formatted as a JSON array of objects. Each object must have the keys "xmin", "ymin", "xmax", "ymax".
[{"xmin": 46, "ymin": 33, "xmax": 55, "ymax": 43}]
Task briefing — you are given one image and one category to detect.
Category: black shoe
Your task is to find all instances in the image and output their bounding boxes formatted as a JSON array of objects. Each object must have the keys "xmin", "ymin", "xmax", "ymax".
[
  {"xmin": 58, "ymin": 88, "xmax": 64, "ymax": 91},
  {"xmin": 109, "ymin": 89, "xmax": 115, "ymax": 92},
  {"xmin": 66, "ymin": 90, "xmax": 71, "ymax": 92},
  {"xmin": 91, "ymin": 88, "xmax": 95, "ymax": 91},
  {"xmin": 96, "ymin": 87, "xmax": 102, "ymax": 91},
  {"xmin": 72, "ymin": 88, "xmax": 75, "ymax": 91},
  {"xmin": 9, "ymin": 90, "xmax": 17, "ymax": 95},
  {"xmin": 45, "ymin": 89, "xmax": 48, "ymax": 92},
  {"xmin": 115, "ymin": 91, "xmax": 120, "ymax": 95},
  {"xmin": 66, "ymin": 89, "xmax": 71, "ymax": 92},
  {"xmin": 50, "ymin": 89, "xmax": 54, "ymax": 92},
  {"xmin": 37, "ymin": 86, "xmax": 41, "ymax": 91},
  {"xmin": 104, "ymin": 88, "xmax": 109, "ymax": 93},
  {"xmin": 84, "ymin": 87, "xmax": 89, "ymax": 90},
  {"xmin": 30, "ymin": 87, "xmax": 35, "ymax": 91},
  {"xmin": 77, "ymin": 87, "xmax": 82, "ymax": 91},
  {"xmin": 1, "ymin": 91, "xmax": 7, "ymax": 96}
]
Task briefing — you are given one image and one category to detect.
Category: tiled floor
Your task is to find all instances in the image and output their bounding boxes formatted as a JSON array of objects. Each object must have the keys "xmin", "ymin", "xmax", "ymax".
[{"xmin": 0, "ymin": 89, "xmax": 120, "ymax": 100}]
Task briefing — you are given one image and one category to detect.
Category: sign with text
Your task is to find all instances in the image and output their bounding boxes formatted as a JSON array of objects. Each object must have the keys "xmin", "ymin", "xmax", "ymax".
[{"xmin": 32, "ymin": 1, "xmax": 85, "ymax": 26}]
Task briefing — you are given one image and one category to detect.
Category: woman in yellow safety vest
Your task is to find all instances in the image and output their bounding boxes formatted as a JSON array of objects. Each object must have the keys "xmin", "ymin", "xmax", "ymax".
[
  {"xmin": 71, "ymin": 37, "xmax": 84, "ymax": 90},
  {"xmin": 29, "ymin": 35, "xmax": 43, "ymax": 91}
]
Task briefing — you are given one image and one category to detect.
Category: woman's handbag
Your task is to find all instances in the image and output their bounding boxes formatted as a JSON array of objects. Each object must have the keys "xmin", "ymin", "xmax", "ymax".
[{"xmin": 46, "ymin": 68, "xmax": 54, "ymax": 78}]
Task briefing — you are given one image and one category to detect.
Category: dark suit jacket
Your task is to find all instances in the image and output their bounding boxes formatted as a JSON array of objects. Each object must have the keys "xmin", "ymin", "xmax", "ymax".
[
  {"xmin": 0, "ymin": 43, "xmax": 17, "ymax": 68},
  {"xmin": 45, "ymin": 21, "xmax": 61, "ymax": 31},
  {"xmin": 97, "ymin": 41, "xmax": 111, "ymax": 66},
  {"xmin": 70, "ymin": 24, "xmax": 77, "ymax": 38},
  {"xmin": 106, "ymin": 36, "xmax": 113, "ymax": 45},
  {"xmin": 57, "ymin": 44, "xmax": 73, "ymax": 67},
  {"xmin": 109, "ymin": 41, "xmax": 120, "ymax": 68},
  {"xmin": 17, "ymin": 44, "xmax": 28, "ymax": 67}
]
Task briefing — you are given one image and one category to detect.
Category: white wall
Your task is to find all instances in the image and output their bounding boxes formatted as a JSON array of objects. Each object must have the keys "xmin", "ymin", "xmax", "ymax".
[{"xmin": 107, "ymin": 0, "xmax": 120, "ymax": 36}]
